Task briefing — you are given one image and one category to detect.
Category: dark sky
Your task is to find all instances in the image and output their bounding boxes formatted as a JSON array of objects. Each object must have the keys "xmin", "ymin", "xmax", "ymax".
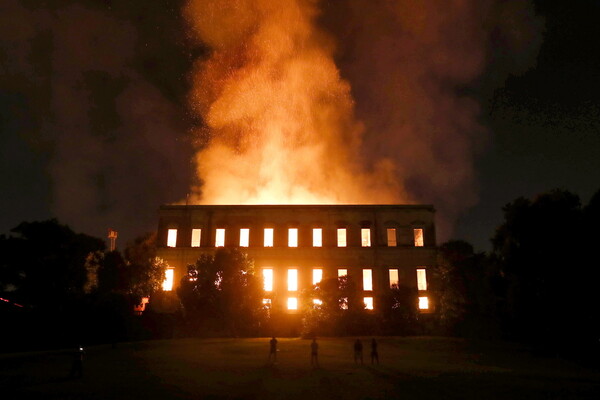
[{"xmin": 1, "ymin": 0, "xmax": 598, "ymax": 251}]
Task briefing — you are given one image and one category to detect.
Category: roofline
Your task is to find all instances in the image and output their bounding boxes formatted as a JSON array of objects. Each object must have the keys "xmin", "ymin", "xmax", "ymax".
[{"xmin": 159, "ymin": 204, "xmax": 435, "ymax": 212}]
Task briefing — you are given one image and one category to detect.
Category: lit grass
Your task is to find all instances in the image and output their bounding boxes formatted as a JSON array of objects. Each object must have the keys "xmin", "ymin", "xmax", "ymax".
[{"xmin": 1, "ymin": 337, "xmax": 598, "ymax": 399}]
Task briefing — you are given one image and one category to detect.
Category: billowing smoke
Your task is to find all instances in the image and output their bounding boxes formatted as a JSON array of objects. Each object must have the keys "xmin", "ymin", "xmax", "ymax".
[{"xmin": 185, "ymin": 0, "xmax": 542, "ymax": 238}]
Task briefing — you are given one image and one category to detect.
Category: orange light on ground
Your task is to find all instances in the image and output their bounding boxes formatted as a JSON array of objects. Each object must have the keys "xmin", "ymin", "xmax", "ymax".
[
  {"xmin": 162, "ymin": 268, "xmax": 174, "ymax": 291},
  {"xmin": 312, "ymin": 268, "xmax": 323, "ymax": 285},
  {"xmin": 363, "ymin": 269, "xmax": 373, "ymax": 291},
  {"xmin": 417, "ymin": 268, "xmax": 427, "ymax": 290},
  {"xmin": 191, "ymin": 228, "xmax": 201, "ymax": 247},
  {"xmin": 264, "ymin": 228, "xmax": 273, "ymax": 247},
  {"xmin": 167, "ymin": 229, "xmax": 177, "ymax": 247},
  {"xmin": 313, "ymin": 228, "xmax": 322, "ymax": 247},
  {"xmin": 389, "ymin": 269, "xmax": 399, "ymax": 288},
  {"xmin": 215, "ymin": 229, "xmax": 225, "ymax": 247},
  {"xmin": 414, "ymin": 228, "xmax": 424, "ymax": 247},
  {"xmin": 288, "ymin": 268, "xmax": 298, "ymax": 291},
  {"xmin": 361, "ymin": 228, "xmax": 371, "ymax": 247},
  {"xmin": 419, "ymin": 296, "xmax": 429, "ymax": 310},
  {"xmin": 337, "ymin": 228, "xmax": 347, "ymax": 247},
  {"xmin": 387, "ymin": 228, "xmax": 397, "ymax": 247},
  {"xmin": 263, "ymin": 268, "xmax": 273, "ymax": 291},
  {"xmin": 287, "ymin": 297, "xmax": 298, "ymax": 310},
  {"xmin": 364, "ymin": 297, "xmax": 374, "ymax": 310},
  {"xmin": 288, "ymin": 228, "xmax": 298, "ymax": 247},
  {"xmin": 240, "ymin": 228, "xmax": 249, "ymax": 247}
]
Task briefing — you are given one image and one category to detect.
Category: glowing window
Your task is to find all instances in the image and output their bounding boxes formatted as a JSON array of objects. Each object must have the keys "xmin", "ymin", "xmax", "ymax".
[
  {"xmin": 312, "ymin": 268, "xmax": 323, "ymax": 285},
  {"xmin": 389, "ymin": 269, "xmax": 399, "ymax": 288},
  {"xmin": 338, "ymin": 268, "xmax": 348, "ymax": 277},
  {"xmin": 414, "ymin": 228, "xmax": 424, "ymax": 247},
  {"xmin": 262, "ymin": 299, "xmax": 271, "ymax": 308},
  {"xmin": 340, "ymin": 297, "xmax": 348, "ymax": 310},
  {"xmin": 287, "ymin": 297, "xmax": 298, "ymax": 310},
  {"xmin": 364, "ymin": 297, "xmax": 374, "ymax": 310},
  {"xmin": 313, "ymin": 228, "xmax": 322, "ymax": 247},
  {"xmin": 215, "ymin": 229, "xmax": 225, "ymax": 247},
  {"xmin": 263, "ymin": 268, "xmax": 273, "ymax": 292},
  {"xmin": 417, "ymin": 268, "xmax": 427, "ymax": 290},
  {"xmin": 363, "ymin": 269, "xmax": 373, "ymax": 291},
  {"xmin": 361, "ymin": 228, "xmax": 371, "ymax": 247},
  {"xmin": 167, "ymin": 229, "xmax": 177, "ymax": 247},
  {"xmin": 264, "ymin": 228, "xmax": 274, "ymax": 247},
  {"xmin": 162, "ymin": 268, "xmax": 174, "ymax": 291},
  {"xmin": 191, "ymin": 229, "xmax": 201, "ymax": 247},
  {"xmin": 387, "ymin": 228, "xmax": 397, "ymax": 247},
  {"xmin": 419, "ymin": 296, "xmax": 429, "ymax": 310},
  {"xmin": 288, "ymin": 228, "xmax": 298, "ymax": 247},
  {"xmin": 337, "ymin": 228, "xmax": 347, "ymax": 247},
  {"xmin": 240, "ymin": 228, "xmax": 249, "ymax": 247},
  {"xmin": 313, "ymin": 299, "xmax": 323, "ymax": 306},
  {"xmin": 288, "ymin": 268, "xmax": 298, "ymax": 291}
]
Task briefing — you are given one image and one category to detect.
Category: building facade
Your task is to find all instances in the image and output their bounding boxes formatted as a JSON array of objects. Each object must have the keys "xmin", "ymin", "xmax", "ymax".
[{"xmin": 157, "ymin": 204, "xmax": 436, "ymax": 312}]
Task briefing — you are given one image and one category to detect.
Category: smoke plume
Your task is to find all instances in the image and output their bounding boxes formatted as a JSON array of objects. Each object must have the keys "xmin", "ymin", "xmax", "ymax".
[{"xmin": 185, "ymin": 0, "xmax": 542, "ymax": 238}]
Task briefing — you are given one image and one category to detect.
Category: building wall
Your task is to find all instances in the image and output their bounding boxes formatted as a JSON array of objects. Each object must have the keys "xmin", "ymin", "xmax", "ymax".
[{"xmin": 157, "ymin": 204, "xmax": 436, "ymax": 312}]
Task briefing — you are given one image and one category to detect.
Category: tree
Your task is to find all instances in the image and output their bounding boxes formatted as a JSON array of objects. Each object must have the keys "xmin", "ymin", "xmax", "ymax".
[{"xmin": 177, "ymin": 248, "xmax": 266, "ymax": 336}]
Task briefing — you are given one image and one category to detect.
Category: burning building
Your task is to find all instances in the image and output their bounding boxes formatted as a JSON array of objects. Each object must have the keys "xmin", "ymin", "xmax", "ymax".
[{"xmin": 157, "ymin": 204, "xmax": 436, "ymax": 313}]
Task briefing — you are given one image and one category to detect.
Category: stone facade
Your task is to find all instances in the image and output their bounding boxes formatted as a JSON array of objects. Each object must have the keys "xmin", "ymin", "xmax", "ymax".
[{"xmin": 157, "ymin": 204, "xmax": 436, "ymax": 312}]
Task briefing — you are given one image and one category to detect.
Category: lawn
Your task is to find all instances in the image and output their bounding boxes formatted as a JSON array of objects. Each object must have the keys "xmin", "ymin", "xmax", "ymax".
[{"xmin": 1, "ymin": 337, "xmax": 599, "ymax": 399}]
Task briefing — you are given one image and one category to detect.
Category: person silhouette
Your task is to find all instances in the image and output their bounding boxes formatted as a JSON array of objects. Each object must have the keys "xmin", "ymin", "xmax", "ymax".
[
  {"xmin": 310, "ymin": 338, "xmax": 319, "ymax": 367},
  {"xmin": 69, "ymin": 346, "xmax": 85, "ymax": 378},
  {"xmin": 370, "ymin": 338, "xmax": 379, "ymax": 365},
  {"xmin": 269, "ymin": 337, "xmax": 278, "ymax": 363},
  {"xmin": 354, "ymin": 339, "xmax": 364, "ymax": 365}
]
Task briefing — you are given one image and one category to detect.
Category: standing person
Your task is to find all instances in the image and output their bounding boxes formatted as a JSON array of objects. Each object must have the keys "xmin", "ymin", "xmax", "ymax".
[
  {"xmin": 69, "ymin": 345, "xmax": 85, "ymax": 378},
  {"xmin": 353, "ymin": 339, "xmax": 364, "ymax": 365},
  {"xmin": 268, "ymin": 337, "xmax": 278, "ymax": 363},
  {"xmin": 310, "ymin": 338, "xmax": 319, "ymax": 367},
  {"xmin": 371, "ymin": 338, "xmax": 379, "ymax": 365}
]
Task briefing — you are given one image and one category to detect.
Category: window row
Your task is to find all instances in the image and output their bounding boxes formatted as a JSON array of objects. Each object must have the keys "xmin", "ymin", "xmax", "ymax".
[
  {"xmin": 261, "ymin": 268, "xmax": 427, "ymax": 292},
  {"xmin": 271, "ymin": 295, "xmax": 429, "ymax": 311},
  {"xmin": 162, "ymin": 267, "xmax": 427, "ymax": 293},
  {"xmin": 166, "ymin": 227, "xmax": 425, "ymax": 248}
]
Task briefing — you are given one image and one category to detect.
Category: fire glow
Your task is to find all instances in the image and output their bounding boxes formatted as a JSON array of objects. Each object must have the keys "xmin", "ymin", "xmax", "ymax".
[{"xmin": 184, "ymin": 0, "xmax": 406, "ymax": 206}]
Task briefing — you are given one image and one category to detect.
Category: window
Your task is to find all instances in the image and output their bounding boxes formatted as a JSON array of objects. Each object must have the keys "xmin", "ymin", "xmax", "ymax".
[
  {"xmin": 414, "ymin": 228, "xmax": 424, "ymax": 247},
  {"xmin": 162, "ymin": 268, "xmax": 174, "ymax": 291},
  {"xmin": 215, "ymin": 229, "xmax": 225, "ymax": 247},
  {"xmin": 239, "ymin": 228, "xmax": 249, "ymax": 247},
  {"xmin": 263, "ymin": 268, "xmax": 273, "ymax": 292},
  {"xmin": 363, "ymin": 269, "xmax": 373, "ymax": 291},
  {"xmin": 167, "ymin": 229, "xmax": 177, "ymax": 247},
  {"xmin": 288, "ymin": 268, "xmax": 298, "ymax": 291},
  {"xmin": 389, "ymin": 269, "xmax": 399, "ymax": 288},
  {"xmin": 313, "ymin": 228, "xmax": 322, "ymax": 247},
  {"xmin": 287, "ymin": 297, "xmax": 298, "ymax": 310},
  {"xmin": 361, "ymin": 228, "xmax": 371, "ymax": 247},
  {"xmin": 264, "ymin": 228, "xmax": 274, "ymax": 247},
  {"xmin": 417, "ymin": 268, "xmax": 427, "ymax": 290},
  {"xmin": 312, "ymin": 268, "xmax": 323, "ymax": 285},
  {"xmin": 313, "ymin": 299, "xmax": 323, "ymax": 306},
  {"xmin": 364, "ymin": 297, "xmax": 374, "ymax": 310},
  {"xmin": 262, "ymin": 299, "xmax": 271, "ymax": 308},
  {"xmin": 337, "ymin": 228, "xmax": 347, "ymax": 247},
  {"xmin": 387, "ymin": 228, "xmax": 397, "ymax": 247},
  {"xmin": 338, "ymin": 268, "xmax": 347, "ymax": 277},
  {"xmin": 419, "ymin": 296, "xmax": 429, "ymax": 310},
  {"xmin": 191, "ymin": 229, "xmax": 201, "ymax": 247},
  {"xmin": 288, "ymin": 228, "xmax": 298, "ymax": 247}
]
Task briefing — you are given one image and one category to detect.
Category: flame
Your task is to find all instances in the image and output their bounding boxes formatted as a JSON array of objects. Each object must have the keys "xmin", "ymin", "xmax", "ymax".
[{"xmin": 184, "ymin": 0, "xmax": 406, "ymax": 205}]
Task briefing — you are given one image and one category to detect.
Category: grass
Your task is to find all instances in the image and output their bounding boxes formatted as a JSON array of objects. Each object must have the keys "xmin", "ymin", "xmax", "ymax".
[{"xmin": 1, "ymin": 337, "xmax": 599, "ymax": 399}]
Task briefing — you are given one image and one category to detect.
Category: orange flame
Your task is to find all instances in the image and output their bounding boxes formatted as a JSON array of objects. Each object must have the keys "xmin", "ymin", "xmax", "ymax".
[{"xmin": 184, "ymin": 0, "xmax": 407, "ymax": 205}]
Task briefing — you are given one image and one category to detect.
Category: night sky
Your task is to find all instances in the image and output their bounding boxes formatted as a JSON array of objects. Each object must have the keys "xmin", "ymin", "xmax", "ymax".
[{"xmin": 1, "ymin": 0, "xmax": 598, "ymax": 251}]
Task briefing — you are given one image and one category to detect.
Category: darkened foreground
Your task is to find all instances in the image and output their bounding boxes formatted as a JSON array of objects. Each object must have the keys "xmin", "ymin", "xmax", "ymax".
[{"xmin": 1, "ymin": 337, "xmax": 598, "ymax": 400}]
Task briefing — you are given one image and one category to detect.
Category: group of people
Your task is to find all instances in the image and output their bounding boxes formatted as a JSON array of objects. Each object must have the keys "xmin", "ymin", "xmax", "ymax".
[{"xmin": 268, "ymin": 337, "xmax": 379, "ymax": 367}]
